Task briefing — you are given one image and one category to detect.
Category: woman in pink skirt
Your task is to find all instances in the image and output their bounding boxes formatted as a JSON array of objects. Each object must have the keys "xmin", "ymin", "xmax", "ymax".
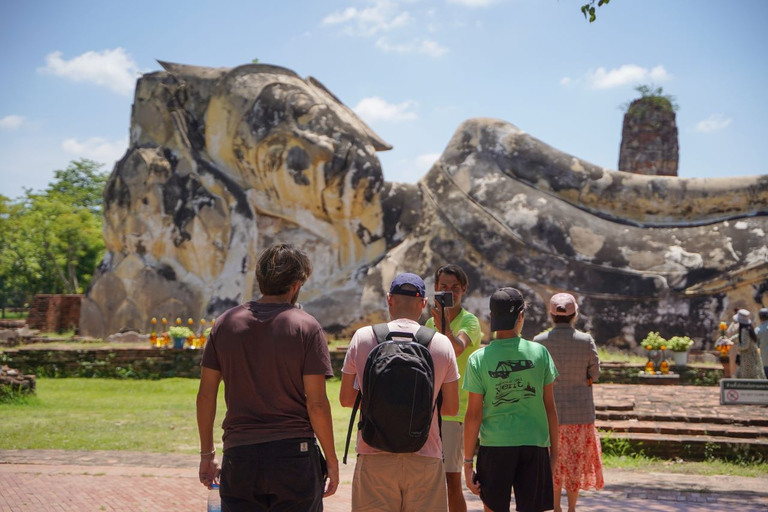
[{"xmin": 533, "ymin": 293, "xmax": 604, "ymax": 512}]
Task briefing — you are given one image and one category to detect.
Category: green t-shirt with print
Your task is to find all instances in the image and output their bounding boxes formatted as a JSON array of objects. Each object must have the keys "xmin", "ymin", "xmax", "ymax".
[
  {"xmin": 463, "ymin": 337, "xmax": 558, "ymax": 447},
  {"xmin": 426, "ymin": 308, "xmax": 482, "ymax": 422}
]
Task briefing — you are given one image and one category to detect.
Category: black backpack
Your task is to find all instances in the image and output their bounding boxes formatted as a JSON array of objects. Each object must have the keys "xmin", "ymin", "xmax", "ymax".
[{"xmin": 343, "ymin": 323, "xmax": 439, "ymax": 464}]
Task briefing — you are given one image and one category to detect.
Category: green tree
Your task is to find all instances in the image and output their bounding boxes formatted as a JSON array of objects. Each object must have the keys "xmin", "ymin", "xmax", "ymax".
[
  {"xmin": 0, "ymin": 159, "xmax": 108, "ymax": 311},
  {"xmin": 45, "ymin": 159, "xmax": 109, "ymax": 214}
]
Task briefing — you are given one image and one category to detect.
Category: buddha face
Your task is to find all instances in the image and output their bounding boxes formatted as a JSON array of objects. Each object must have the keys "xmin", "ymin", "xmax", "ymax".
[{"xmin": 204, "ymin": 65, "xmax": 390, "ymax": 266}]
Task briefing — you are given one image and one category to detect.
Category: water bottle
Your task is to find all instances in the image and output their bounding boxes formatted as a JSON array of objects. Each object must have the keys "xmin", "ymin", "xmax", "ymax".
[{"xmin": 207, "ymin": 483, "xmax": 221, "ymax": 512}]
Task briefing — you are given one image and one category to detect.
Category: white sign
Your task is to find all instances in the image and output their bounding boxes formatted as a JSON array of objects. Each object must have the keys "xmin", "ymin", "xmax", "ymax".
[{"xmin": 720, "ymin": 379, "xmax": 768, "ymax": 405}]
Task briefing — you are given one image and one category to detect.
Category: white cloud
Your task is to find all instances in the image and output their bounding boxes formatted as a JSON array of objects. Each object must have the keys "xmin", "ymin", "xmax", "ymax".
[
  {"xmin": 61, "ymin": 136, "xmax": 129, "ymax": 164},
  {"xmin": 376, "ymin": 37, "xmax": 449, "ymax": 57},
  {"xmin": 587, "ymin": 64, "xmax": 670, "ymax": 89},
  {"xmin": 38, "ymin": 48, "xmax": 142, "ymax": 96},
  {"xmin": 322, "ymin": 1, "xmax": 412, "ymax": 36},
  {"xmin": 390, "ymin": 152, "xmax": 442, "ymax": 181},
  {"xmin": 415, "ymin": 152, "xmax": 441, "ymax": 171},
  {"xmin": 695, "ymin": 114, "xmax": 733, "ymax": 133},
  {"xmin": 560, "ymin": 77, "xmax": 572, "ymax": 86},
  {"xmin": 448, "ymin": 0, "xmax": 497, "ymax": 6},
  {"xmin": 353, "ymin": 97, "xmax": 418, "ymax": 123},
  {"xmin": 0, "ymin": 115, "xmax": 25, "ymax": 130}
]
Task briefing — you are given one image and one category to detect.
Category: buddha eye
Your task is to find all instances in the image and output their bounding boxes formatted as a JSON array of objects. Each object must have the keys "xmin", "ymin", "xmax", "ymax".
[{"xmin": 289, "ymin": 92, "xmax": 313, "ymax": 119}]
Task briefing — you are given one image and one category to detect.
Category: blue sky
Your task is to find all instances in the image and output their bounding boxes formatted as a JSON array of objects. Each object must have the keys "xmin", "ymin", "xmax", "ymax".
[{"xmin": 1, "ymin": 0, "xmax": 767, "ymax": 199}]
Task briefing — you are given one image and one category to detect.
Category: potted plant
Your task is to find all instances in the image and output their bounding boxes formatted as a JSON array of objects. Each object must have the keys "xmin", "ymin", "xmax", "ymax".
[
  {"xmin": 667, "ymin": 336, "xmax": 694, "ymax": 366},
  {"xmin": 168, "ymin": 326, "xmax": 194, "ymax": 349},
  {"xmin": 641, "ymin": 331, "xmax": 667, "ymax": 371}
]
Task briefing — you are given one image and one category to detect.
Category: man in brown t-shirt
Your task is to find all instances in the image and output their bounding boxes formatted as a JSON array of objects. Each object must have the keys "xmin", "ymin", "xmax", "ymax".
[{"xmin": 197, "ymin": 243, "xmax": 339, "ymax": 511}]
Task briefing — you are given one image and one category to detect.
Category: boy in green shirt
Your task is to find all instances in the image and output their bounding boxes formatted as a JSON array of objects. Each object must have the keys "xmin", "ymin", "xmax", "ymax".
[
  {"xmin": 426, "ymin": 264, "xmax": 482, "ymax": 512},
  {"xmin": 463, "ymin": 287, "xmax": 559, "ymax": 512}
]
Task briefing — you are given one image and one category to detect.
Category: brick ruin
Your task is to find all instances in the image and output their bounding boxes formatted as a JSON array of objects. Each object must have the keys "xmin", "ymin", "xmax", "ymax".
[
  {"xmin": 26, "ymin": 294, "xmax": 83, "ymax": 333},
  {"xmin": 618, "ymin": 96, "xmax": 679, "ymax": 176}
]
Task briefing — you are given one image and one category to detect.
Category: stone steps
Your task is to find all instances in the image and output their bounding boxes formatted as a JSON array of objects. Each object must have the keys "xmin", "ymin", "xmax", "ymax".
[
  {"xmin": 596, "ymin": 419, "xmax": 768, "ymax": 440},
  {"xmin": 594, "ymin": 390, "xmax": 768, "ymax": 460},
  {"xmin": 596, "ymin": 409, "xmax": 768, "ymax": 427}
]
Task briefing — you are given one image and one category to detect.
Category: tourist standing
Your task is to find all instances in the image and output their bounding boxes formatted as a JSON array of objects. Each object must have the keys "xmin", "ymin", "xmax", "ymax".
[
  {"xmin": 534, "ymin": 293, "xmax": 604, "ymax": 512},
  {"xmin": 425, "ymin": 264, "xmax": 483, "ymax": 512},
  {"xmin": 197, "ymin": 242, "xmax": 338, "ymax": 511},
  {"xmin": 756, "ymin": 308, "xmax": 768, "ymax": 379},
  {"xmin": 464, "ymin": 287, "xmax": 559, "ymax": 512},
  {"xmin": 731, "ymin": 309, "xmax": 766, "ymax": 380},
  {"xmin": 339, "ymin": 273, "xmax": 460, "ymax": 512}
]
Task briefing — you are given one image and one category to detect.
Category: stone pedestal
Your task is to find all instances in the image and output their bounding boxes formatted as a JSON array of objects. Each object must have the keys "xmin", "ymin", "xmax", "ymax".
[{"xmin": 638, "ymin": 372, "xmax": 680, "ymax": 385}]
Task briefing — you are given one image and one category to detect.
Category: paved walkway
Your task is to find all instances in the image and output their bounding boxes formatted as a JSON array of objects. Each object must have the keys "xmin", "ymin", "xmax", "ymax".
[{"xmin": 1, "ymin": 450, "xmax": 767, "ymax": 511}]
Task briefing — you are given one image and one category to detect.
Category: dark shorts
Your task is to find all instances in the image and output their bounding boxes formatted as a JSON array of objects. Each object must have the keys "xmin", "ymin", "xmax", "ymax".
[
  {"xmin": 220, "ymin": 438, "xmax": 326, "ymax": 512},
  {"xmin": 476, "ymin": 445, "xmax": 554, "ymax": 512}
]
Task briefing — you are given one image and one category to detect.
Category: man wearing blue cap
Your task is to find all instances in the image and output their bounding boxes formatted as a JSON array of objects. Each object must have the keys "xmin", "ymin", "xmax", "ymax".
[{"xmin": 340, "ymin": 273, "xmax": 460, "ymax": 512}]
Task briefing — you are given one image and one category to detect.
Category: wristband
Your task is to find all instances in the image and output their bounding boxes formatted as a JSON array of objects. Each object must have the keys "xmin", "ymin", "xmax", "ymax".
[{"xmin": 200, "ymin": 449, "xmax": 216, "ymax": 456}]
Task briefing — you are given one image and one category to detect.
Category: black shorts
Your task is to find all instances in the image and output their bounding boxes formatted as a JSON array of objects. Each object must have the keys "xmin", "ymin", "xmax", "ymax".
[
  {"xmin": 220, "ymin": 438, "xmax": 326, "ymax": 512},
  {"xmin": 476, "ymin": 445, "xmax": 554, "ymax": 512}
]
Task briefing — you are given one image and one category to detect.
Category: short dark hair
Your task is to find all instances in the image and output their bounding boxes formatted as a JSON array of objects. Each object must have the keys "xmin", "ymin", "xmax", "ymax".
[
  {"xmin": 552, "ymin": 313, "xmax": 576, "ymax": 324},
  {"xmin": 434, "ymin": 264, "xmax": 468, "ymax": 288},
  {"xmin": 256, "ymin": 243, "xmax": 312, "ymax": 296}
]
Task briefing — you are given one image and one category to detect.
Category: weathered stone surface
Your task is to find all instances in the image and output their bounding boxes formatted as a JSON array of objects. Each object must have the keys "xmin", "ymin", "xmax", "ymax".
[
  {"xmin": 82, "ymin": 63, "xmax": 767, "ymax": 349},
  {"xmin": 619, "ymin": 97, "xmax": 679, "ymax": 176},
  {"xmin": 355, "ymin": 119, "xmax": 768, "ymax": 346},
  {"xmin": 83, "ymin": 62, "xmax": 392, "ymax": 337}
]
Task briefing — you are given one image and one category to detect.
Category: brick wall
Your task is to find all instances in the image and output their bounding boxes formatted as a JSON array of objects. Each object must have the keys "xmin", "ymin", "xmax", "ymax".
[
  {"xmin": 0, "ymin": 348, "xmax": 722, "ymax": 385},
  {"xmin": 26, "ymin": 295, "xmax": 83, "ymax": 332},
  {"xmin": 1, "ymin": 347, "xmax": 204, "ymax": 379}
]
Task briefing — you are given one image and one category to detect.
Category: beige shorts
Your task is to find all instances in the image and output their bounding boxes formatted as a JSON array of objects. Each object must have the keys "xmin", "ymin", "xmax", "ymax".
[
  {"xmin": 441, "ymin": 420, "xmax": 464, "ymax": 473},
  {"xmin": 352, "ymin": 453, "xmax": 447, "ymax": 512}
]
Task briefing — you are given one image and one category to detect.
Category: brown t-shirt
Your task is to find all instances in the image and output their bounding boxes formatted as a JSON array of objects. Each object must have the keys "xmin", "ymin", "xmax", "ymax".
[{"xmin": 201, "ymin": 302, "xmax": 333, "ymax": 450}]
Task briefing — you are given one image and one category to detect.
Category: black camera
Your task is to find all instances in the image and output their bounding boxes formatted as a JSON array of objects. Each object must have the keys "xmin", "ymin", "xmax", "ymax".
[{"xmin": 434, "ymin": 291, "xmax": 454, "ymax": 309}]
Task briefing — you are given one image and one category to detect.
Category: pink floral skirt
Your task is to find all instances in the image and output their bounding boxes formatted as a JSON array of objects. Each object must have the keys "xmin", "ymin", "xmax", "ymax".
[{"xmin": 553, "ymin": 424, "xmax": 605, "ymax": 492}]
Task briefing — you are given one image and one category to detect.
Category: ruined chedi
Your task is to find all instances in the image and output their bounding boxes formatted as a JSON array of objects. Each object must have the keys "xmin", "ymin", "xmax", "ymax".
[{"xmin": 618, "ymin": 86, "xmax": 679, "ymax": 177}]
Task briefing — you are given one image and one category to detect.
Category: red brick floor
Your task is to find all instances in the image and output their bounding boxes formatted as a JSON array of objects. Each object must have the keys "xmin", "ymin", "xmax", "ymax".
[{"xmin": 1, "ymin": 451, "xmax": 767, "ymax": 511}]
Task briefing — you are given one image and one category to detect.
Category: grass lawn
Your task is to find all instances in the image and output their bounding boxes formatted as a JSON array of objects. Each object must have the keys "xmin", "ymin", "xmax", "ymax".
[
  {"xmin": 0, "ymin": 378, "xmax": 217, "ymax": 453},
  {"xmin": 0, "ymin": 377, "xmax": 350, "ymax": 456},
  {"xmin": 602, "ymin": 454, "xmax": 768, "ymax": 479},
  {"xmin": 2, "ymin": 377, "xmax": 764, "ymax": 477}
]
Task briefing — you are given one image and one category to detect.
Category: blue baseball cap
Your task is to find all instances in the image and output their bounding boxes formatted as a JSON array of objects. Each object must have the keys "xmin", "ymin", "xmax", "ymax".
[{"xmin": 389, "ymin": 273, "xmax": 426, "ymax": 298}]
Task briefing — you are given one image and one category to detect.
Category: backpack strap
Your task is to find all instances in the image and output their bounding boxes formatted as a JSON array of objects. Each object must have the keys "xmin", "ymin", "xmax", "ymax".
[
  {"xmin": 344, "ymin": 323, "xmax": 387, "ymax": 465},
  {"xmin": 414, "ymin": 326, "xmax": 436, "ymax": 347},
  {"xmin": 372, "ymin": 323, "xmax": 390, "ymax": 344},
  {"xmin": 343, "ymin": 391, "xmax": 362, "ymax": 465},
  {"xmin": 413, "ymin": 325, "xmax": 442, "ymax": 438}
]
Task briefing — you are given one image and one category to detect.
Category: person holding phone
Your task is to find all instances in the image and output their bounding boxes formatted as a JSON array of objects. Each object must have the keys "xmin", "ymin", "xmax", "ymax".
[{"xmin": 426, "ymin": 264, "xmax": 482, "ymax": 512}]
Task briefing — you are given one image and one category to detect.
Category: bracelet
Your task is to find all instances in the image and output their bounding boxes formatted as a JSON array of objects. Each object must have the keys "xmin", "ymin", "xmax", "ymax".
[
  {"xmin": 200, "ymin": 449, "xmax": 216, "ymax": 456},
  {"xmin": 463, "ymin": 458, "xmax": 474, "ymax": 464}
]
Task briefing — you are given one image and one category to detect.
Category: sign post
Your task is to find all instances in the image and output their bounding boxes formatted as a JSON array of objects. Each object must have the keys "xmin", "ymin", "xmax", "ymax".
[{"xmin": 720, "ymin": 379, "xmax": 768, "ymax": 406}]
